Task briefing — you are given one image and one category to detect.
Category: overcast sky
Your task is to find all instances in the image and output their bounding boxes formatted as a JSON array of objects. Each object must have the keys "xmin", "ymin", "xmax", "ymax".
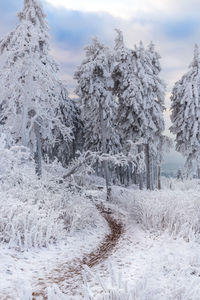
[{"xmin": 2, "ymin": 0, "xmax": 199, "ymax": 167}]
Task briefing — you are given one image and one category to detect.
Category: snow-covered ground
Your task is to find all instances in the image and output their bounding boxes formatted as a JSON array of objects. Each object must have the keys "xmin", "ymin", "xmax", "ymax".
[
  {"xmin": 0, "ymin": 219, "xmax": 109, "ymax": 299},
  {"xmin": 1, "ymin": 171, "xmax": 200, "ymax": 299}
]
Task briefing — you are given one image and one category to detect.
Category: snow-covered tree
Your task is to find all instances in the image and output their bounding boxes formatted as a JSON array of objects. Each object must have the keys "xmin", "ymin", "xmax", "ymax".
[
  {"xmin": 113, "ymin": 30, "xmax": 165, "ymax": 189},
  {"xmin": 170, "ymin": 44, "xmax": 200, "ymax": 176},
  {"xmin": 49, "ymin": 82, "xmax": 83, "ymax": 167},
  {"xmin": 134, "ymin": 41, "xmax": 165, "ymax": 189},
  {"xmin": 113, "ymin": 30, "xmax": 141, "ymax": 146},
  {"xmin": 74, "ymin": 38, "xmax": 119, "ymax": 199},
  {"xmin": 0, "ymin": 0, "xmax": 71, "ymax": 175},
  {"xmin": 112, "ymin": 30, "xmax": 144, "ymax": 187}
]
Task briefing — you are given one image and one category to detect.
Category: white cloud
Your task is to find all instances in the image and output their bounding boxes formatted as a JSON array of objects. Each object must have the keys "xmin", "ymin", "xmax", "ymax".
[
  {"xmin": 45, "ymin": 0, "xmax": 200, "ymax": 20},
  {"xmin": 45, "ymin": 0, "xmax": 169, "ymax": 19}
]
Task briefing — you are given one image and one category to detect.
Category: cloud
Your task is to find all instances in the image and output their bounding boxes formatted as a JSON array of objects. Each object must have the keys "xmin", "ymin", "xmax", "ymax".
[
  {"xmin": 44, "ymin": 4, "xmax": 120, "ymax": 50},
  {"xmin": 45, "ymin": 0, "xmax": 200, "ymax": 22},
  {"xmin": 45, "ymin": 0, "xmax": 156, "ymax": 19}
]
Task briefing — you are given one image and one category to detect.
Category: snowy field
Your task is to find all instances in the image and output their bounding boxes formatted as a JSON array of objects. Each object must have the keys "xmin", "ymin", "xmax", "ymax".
[{"xmin": 1, "ymin": 157, "xmax": 200, "ymax": 299}]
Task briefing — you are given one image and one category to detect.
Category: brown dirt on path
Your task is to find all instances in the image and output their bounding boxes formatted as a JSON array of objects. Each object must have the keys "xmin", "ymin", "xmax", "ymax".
[{"xmin": 32, "ymin": 204, "xmax": 124, "ymax": 299}]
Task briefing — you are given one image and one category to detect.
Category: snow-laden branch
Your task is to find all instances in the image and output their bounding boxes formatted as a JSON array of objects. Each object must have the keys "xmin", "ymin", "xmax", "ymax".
[{"xmin": 63, "ymin": 149, "xmax": 145, "ymax": 179}]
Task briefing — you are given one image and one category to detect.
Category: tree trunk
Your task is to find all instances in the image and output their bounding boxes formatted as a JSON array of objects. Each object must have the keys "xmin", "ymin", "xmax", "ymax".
[
  {"xmin": 138, "ymin": 145, "xmax": 144, "ymax": 190},
  {"xmin": 157, "ymin": 165, "xmax": 161, "ymax": 190},
  {"xmin": 198, "ymin": 167, "xmax": 200, "ymax": 179},
  {"xmin": 139, "ymin": 173, "xmax": 143, "ymax": 190},
  {"xmin": 119, "ymin": 166, "xmax": 124, "ymax": 185},
  {"xmin": 99, "ymin": 102, "xmax": 111, "ymax": 201},
  {"xmin": 145, "ymin": 143, "xmax": 151, "ymax": 190},
  {"xmin": 34, "ymin": 121, "xmax": 42, "ymax": 177},
  {"xmin": 127, "ymin": 163, "xmax": 132, "ymax": 186},
  {"xmin": 132, "ymin": 167, "xmax": 137, "ymax": 185}
]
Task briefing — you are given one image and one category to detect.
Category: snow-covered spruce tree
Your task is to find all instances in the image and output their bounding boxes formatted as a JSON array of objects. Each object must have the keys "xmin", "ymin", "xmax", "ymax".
[
  {"xmin": 74, "ymin": 38, "xmax": 119, "ymax": 200},
  {"xmin": 113, "ymin": 30, "xmax": 145, "ymax": 188},
  {"xmin": 134, "ymin": 41, "xmax": 165, "ymax": 189},
  {"xmin": 49, "ymin": 81, "xmax": 83, "ymax": 167},
  {"xmin": 113, "ymin": 31, "xmax": 165, "ymax": 190},
  {"xmin": 170, "ymin": 44, "xmax": 200, "ymax": 177},
  {"xmin": 0, "ymin": 0, "xmax": 71, "ymax": 176}
]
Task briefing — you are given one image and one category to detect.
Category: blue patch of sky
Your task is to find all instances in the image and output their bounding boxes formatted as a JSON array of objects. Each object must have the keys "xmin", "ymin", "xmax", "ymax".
[
  {"xmin": 44, "ymin": 3, "xmax": 117, "ymax": 50},
  {"xmin": 163, "ymin": 19, "xmax": 198, "ymax": 39}
]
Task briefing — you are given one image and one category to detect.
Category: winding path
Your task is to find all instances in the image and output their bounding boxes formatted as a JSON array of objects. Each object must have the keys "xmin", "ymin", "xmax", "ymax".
[{"xmin": 32, "ymin": 204, "xmax": 124, "ymax": 299}]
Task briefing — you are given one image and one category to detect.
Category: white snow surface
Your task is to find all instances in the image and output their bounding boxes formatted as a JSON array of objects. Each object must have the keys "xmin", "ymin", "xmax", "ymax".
[{"xmin": 1, "ymin": 177, "xmax": 200, "ymax": 299}]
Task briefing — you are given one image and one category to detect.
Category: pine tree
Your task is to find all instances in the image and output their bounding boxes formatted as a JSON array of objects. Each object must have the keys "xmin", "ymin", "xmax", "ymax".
[
  {"xmin": 113, "ymin": 30, "xmax": 141, "ymax": 145},
  {"xmin": 74, "ymin": 38, "xmax": 119, "ymax": 199},
  {"xmin": 113, "ymin": 30, "xmax": 165, "ymax": 190},
  {"xmin": 0, "ymin": 0, "xmax": 71, "ymax": 175},
  {"xmin": 170, "ymin": 44, "xmax": 200, "ymax": 176},
  {"xmin": 50, "ymin": 82, "xmax": 83, "ymax": 166},
  {"xmin": 113, "ymin": 29, "xmax": 143, "ymax": 187},
  {"xmin": 135, "ymin": 41, "xmax": 165, "ymax": 189}
]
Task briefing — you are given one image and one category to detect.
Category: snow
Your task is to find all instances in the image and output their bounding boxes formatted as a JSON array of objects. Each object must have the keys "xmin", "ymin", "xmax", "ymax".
[
  {"xmin": 1, "ymin": 167, "xmax": 200, "ymax": 299},
  {"xmin": 82, "ymin": 184, "xmax": 200, "ymax": 299},
  {"xmin": 0, "ymin": 1, "xmax": 200, "ymax": 299},
  {"xmin": 87, "ymin": 228, "xmax": 200, "ymax": 299},
  {"xmin": 0, "ymin": 220, "xmax": 109, "ymax": 299}
]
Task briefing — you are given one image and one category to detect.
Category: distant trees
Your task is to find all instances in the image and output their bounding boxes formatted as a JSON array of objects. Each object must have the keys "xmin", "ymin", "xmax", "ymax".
[
  {"xmin": 0, "ymin": 0, "xmax": 72, "ymax": 175},
  {"xmin": 170, "ymin": 44, "xmax": 200, "ymax": 177}
]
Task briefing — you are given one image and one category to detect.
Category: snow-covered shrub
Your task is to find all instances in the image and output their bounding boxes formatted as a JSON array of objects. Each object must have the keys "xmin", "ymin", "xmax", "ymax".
[
  {"xmin": 0, "ymin": 147, "xmax": 105, "ymax": 251},
  {"xmin": 0, "ymin": 200, "xmax": 64, "ymax": 250},
  {"xmin": 16, "ymin": 279, "xmax": 32, "ymax": 300},
  {"xmin": 111, "ymin": 186, "xmax": 200, "ymax": 241},
  {"xmin": 61, "ymin": 198, "xmax": 107, "ymax": 234},
  {"xmin": 161, "ymin": 176, "xmax": 200, "ymax": 191},
  {"xmin": 82, "ymin": 264, "xmax": 152, "ymax": 300},
  {"xmin": 83, "ymin": 260, "xmax": 200, "ymax": 300},
  {"xmin": 47, "ymin": 285, "xmax": 67, "ymax": 300}
]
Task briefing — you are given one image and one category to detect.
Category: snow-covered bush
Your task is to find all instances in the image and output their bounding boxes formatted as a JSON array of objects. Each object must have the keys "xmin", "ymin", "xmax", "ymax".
[
  {"xmin": 82, "ymin": 260, "xmax": 200, "ymax": 300},
  {"xmin": 63, "ymin": 198, "xmax": 106, "ymax": 234},
  {"xmin": 0, "ymin": 147, "xmax": 105, "ymax": 251},
  {"xmin": 0, "ymin": 200, "xmax": 64, "ymax": 250},
  {"xmin": 82, "ymin": 264, "xmax": 153, "ymax": 300},
  {"xmin": 111, "ymin": 186, "xmax": 200, "ymax": 241},
  {"xmin": 161, "ymin": 176, "xmax": 200, "ymax": 191},
  {"xmin": 47, "ymin": 285, "xmax": 67, "ymax": 300}
]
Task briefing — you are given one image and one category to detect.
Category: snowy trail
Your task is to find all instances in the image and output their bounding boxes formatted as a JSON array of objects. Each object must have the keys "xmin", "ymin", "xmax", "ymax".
[{"xmin": 32, "ymin": 204, "xmax": 124, "ymax": 299}]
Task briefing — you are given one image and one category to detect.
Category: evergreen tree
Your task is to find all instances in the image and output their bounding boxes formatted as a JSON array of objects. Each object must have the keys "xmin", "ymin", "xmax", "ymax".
[
  {"xmin": 170, "ymin": 44, "xmax": 200, "ymax": 176},
  {"xmin": 0, "ymin": 0, "xmax": 71, "ymax": 176},
  {"xmin": 74, "ymin": 38, "xmax": 119, "ymax": 199},
  {"xmin": 50, "ymin": 82, "xmax": 83, "ymax": 166},
  {"xmin": 113, "ymin": 29, "xmax": 143, "ymax": 187},
  {"xmin": 113, "ymin": 30, "xmax": 165, "ymax": 189},
  {"xmin": 135, "ymin": 41, "xmax": 165, "ymax": 189},
  {"xmin": 113, "ymin": 30, "xmax": 141, "ymax": 145}
]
